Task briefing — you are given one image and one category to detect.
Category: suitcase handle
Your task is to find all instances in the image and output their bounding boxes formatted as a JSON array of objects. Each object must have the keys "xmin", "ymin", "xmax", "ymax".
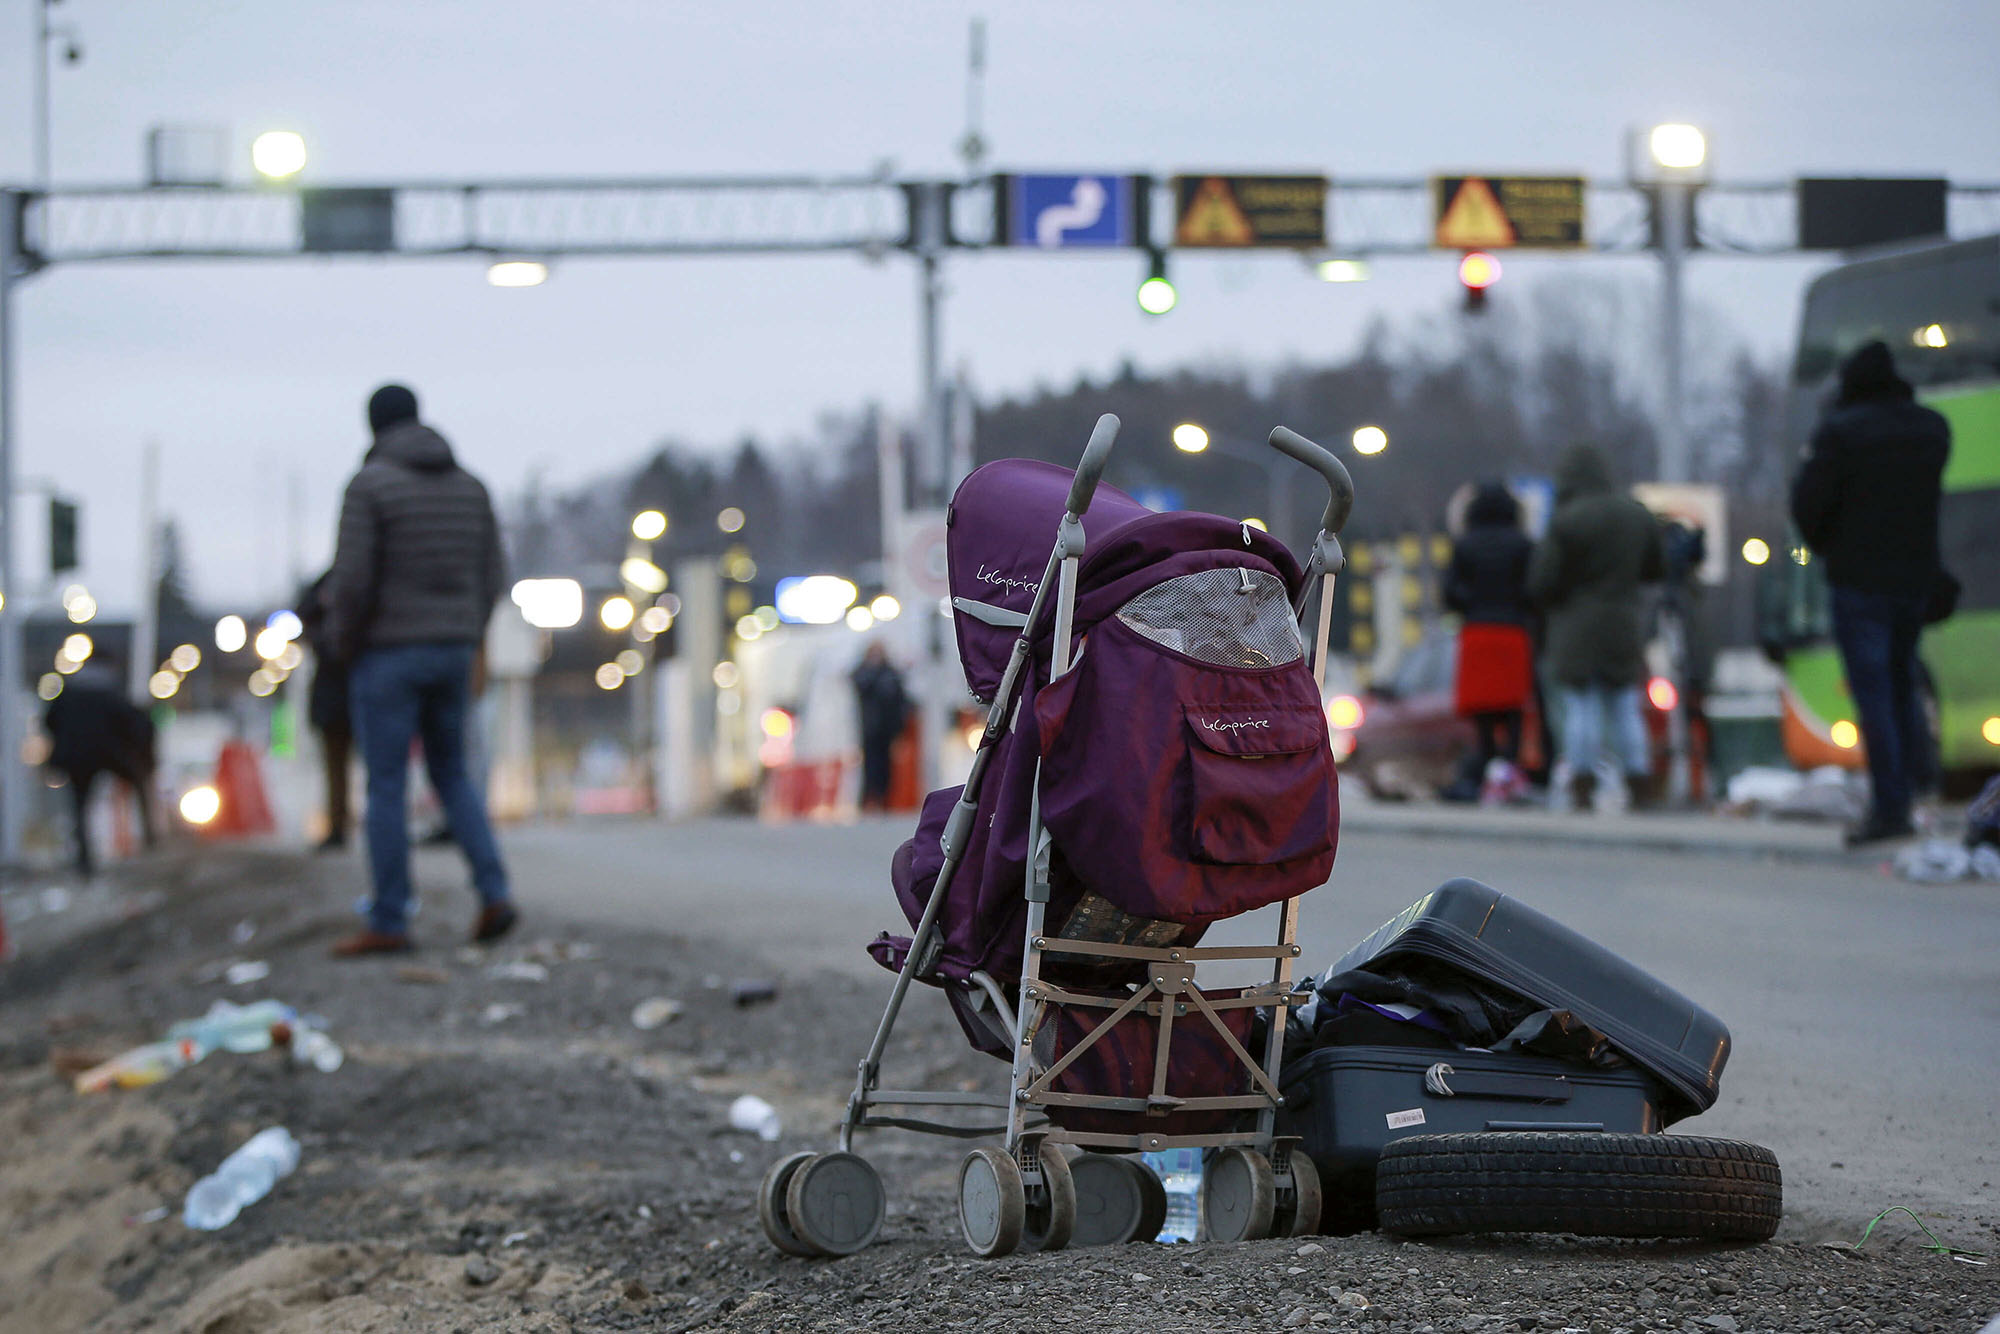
[{"xmin": 1424, "ymin": 1062, "xmax": 1572, "ymax": 1104}]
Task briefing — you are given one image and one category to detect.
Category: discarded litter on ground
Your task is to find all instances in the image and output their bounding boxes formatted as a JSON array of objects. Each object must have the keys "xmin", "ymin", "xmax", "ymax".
[
  {"xmin": 183, "ymin": 1126, "xmax": 301, "ymax": 1231},
  {"xmin": 631, "ymin": 997, "xmax": 684, "ymax": 1030}
]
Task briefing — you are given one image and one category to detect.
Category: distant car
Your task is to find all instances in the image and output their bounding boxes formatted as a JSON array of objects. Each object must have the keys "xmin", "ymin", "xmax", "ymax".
[{"xmin": 1327, "ymin": 628, "xmax": 1691, "ymax": 801}]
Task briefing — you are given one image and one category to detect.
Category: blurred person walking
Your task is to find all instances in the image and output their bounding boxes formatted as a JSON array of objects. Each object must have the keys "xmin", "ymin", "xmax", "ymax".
[
  {"xmin": 299, "ymin": 569, "xmax": 353, "ymax": 853},
  {"xmin": 851, "ymin": 643, "xmax": 909, "ymax": 813},
  {"xmin": 1441, "ymin": 481, "xmax": 1535, "ymax": 804},
  {"xmin": 1528, "ymin": 445, "xmax": 1666, "ymax": 813},
  {"xmin": 43, "ymin": 657, "xmax": 157, "ymax": 876},
  {"xmin": 1791, "ymin": 340, "xmax": 1951, "ymax": 847},
  {"xmin": 324, "ymin": 383, "xmax": 517, "ymax": 955}
]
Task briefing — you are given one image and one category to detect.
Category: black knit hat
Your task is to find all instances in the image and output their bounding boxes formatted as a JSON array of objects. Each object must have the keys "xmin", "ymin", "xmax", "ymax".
[
  {"xmin": 367, "ymin": 383, "xmax": 419, "ymax": 433},
  {"xmin": 1836, "ymin": 341, "xmax": 1912, "ymax": 405}
]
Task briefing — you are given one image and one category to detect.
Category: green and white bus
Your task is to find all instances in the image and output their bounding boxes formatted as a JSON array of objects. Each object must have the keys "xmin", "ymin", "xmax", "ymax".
[{"xmin": 1763, "ymin": 232, "xmax": 2000, "ymax": 783}]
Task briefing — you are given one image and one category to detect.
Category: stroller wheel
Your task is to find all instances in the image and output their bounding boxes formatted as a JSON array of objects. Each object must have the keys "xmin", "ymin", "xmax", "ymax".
[
  {"xmin": 1070, "ymin": 1154, "xmax": 1166, "ymax": 1247},
  {"xmin": 958, "ymin": 1147, "xmax": 1027, "ymax": 1258},
  {"xmin": 1203, "ymin": 1147, "xmax": 1276, "ymax": 1243},
  {"xmin": 758, "ymin": 1151, "xmax": 825, "ymax": 1257},
  {"xmin": 783, "ymin": 1152, "xmax": 886, "ymax": 1257},
  {"xmin": 1020, "ymin": 1143, "xmax": 1076, "ymax": 1252},
  {"xmin": 1273, "ymin": 1150, "xmax": 1323, "ymax": 1237}
]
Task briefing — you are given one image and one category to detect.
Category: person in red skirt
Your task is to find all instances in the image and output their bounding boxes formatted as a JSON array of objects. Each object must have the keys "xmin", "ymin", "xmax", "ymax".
[{"xmin": 1442, "ymin": 482, "xmax": 1536, "ymax": 804}]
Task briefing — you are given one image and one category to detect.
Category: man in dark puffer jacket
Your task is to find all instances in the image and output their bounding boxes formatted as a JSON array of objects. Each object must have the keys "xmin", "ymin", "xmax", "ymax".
[{"xmin": 325, "ymin": 383, "xmax": 518, "ymax": 955}]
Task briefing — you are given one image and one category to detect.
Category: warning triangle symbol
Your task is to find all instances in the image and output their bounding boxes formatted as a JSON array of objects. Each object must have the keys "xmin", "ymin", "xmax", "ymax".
[
  {"xmin": 1177, "ymin": 178, "xmax": 1256, "ymax": 246},
  {"xmin": 1436, "ymin": 177, "xmax": 1516, "ymax": 249}
]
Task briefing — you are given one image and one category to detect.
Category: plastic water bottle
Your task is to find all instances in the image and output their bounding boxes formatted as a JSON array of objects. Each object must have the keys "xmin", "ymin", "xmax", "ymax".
[
  {"xmin": 183, "ymin": 1127, "xmax": 301, "ymax": 1231},
  {"xmin": 73, "ymin": 1036, "xmax": 203, "ymax": 1093},
  {"xmin": 168, "ymin": 1000, "xmax": 296, "ymax": 1054},
  {"xmin": 1142, "ymin": 1148, "xmax": 1204, "ymax": 1243}
]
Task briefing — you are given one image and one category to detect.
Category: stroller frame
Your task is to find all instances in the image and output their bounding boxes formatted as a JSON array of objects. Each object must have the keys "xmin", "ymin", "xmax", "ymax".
[{"xmin": 761, "ymin": 418, "xmax": 1355, "ymax": 1258}]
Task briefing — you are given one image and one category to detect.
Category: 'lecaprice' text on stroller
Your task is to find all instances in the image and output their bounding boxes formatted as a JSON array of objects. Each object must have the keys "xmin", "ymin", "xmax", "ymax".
[
  {"xmin": 977, "ymin": 564, "xmax": 1041, "ymax": 595},
  {"xmin": 1202, "ymin": 718, "xmax": 1272, "ymax": 733}
]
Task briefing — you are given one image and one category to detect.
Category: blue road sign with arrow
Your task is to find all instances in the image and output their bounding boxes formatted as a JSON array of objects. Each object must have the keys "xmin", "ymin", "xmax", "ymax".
[{"xmin": 998, "ymin": 174, "xmax": 1139, "ymax": 248}]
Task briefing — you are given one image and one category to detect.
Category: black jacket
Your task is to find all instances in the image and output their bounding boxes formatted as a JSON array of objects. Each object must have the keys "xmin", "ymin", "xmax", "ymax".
[
  {"xmin": 1445, "ymin": 484, "xmax": 1534, "ymax": 627},
  {"xmin": 326, "ymin": 421, "xmax": 505, "ymax": 661},
  {"xmin": 1791, "ymin": 397, "xmax": 1949, "ymax": 599},
  {"xmin": 1527, "ymin": 446, "xmax": 1666, "ymax": 688}
]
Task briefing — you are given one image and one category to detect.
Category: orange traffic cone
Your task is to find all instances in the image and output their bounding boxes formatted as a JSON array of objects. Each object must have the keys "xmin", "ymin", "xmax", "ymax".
[{"xmin": 208, "ymin": 740, "xmax": 276, "ymax": 838}]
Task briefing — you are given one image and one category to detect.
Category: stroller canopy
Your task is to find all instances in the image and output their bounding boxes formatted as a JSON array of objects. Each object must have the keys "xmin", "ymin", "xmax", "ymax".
[{"xmin": 946, "ymin": 458, "xmax": 1306, "ymax": 700}]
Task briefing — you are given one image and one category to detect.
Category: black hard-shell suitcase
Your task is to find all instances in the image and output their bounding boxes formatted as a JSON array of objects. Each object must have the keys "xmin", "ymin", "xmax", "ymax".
[
  {"xmin": 1276, "ymin": 1044, "xmax": 1667, "ymax": 1231},
  {"xmin": 1321, "ymin": 878, "xmax": 1730, "ymax": 1121}
]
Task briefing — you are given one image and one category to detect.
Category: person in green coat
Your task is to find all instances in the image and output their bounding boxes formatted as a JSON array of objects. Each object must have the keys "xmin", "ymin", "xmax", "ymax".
[{"xmin": 1527, "ymin": 444, "xmax": 1666, "ymax": 812}]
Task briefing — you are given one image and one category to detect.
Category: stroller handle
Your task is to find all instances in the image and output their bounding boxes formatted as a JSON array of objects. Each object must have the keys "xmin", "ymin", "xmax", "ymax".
[
  {"xmin": 1268, "ymin": 426, "xmax": 1355, "ymax": 535},
  {"xmin": 1065, "ymin": 413, "xmax": 1121, "ymax": 516}
]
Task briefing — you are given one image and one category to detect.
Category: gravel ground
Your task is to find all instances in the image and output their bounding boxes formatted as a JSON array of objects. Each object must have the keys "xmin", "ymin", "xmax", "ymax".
[{"xmin": 1, "ymin": 843, "xmax": 1994, "ymax": 1333}]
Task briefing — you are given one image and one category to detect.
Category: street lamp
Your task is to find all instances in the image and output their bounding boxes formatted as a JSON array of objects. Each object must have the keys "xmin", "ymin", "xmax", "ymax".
[
  {"xmin": 1648, "ymin": 124, "xmax": 1707, "ymax": 172},
  {"xmin": 1351, "ymin": 425, "xmax": 1389, "ymax": 456},
  {"xmin": 631, "ymin": 509, "xmax": 668, "ymax": 541},
  {"xmin": 487, "ymin": 259, "xmax": 548, "ymax": 288},
  {"xmin": 1172, "ymin": 422, "xmax": 1210, "ymax": 454},
  {"xmin": 34, "ymin": 0, "xmax": 84, "ymax": 188},
  {"xmin": 1636, "ymin": 122, "xmax": 1710, "ymax": 485},
  {"xmin": 250, "ymin": 131, "xmax": 307, "ymax": 182}
]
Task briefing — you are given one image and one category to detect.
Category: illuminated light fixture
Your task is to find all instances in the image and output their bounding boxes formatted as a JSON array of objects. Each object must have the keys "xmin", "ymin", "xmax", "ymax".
[
  {"xmin": 276, "ymin": 643, "xmax": 304, "ymax": 672},
  {"xmin": 267, "ymin": 609, "xmax": 304, "ymax": 641},
  {"xmin": 247, "ymin": 670, "xmax": 278, "ymax": 697},
  {"xmin": 1458, "ymin": 251, "xmax": 1501, "ymax": 290},
  {"xmin": 1172, "ymin": 422, "xmax": 1211, "ymax": 454},
  {"xmin": 599, "ymin": 596, "xmax": 635, "ymax": 631},
  {"xmin": 736, "ymin": 614, "xmax": 763, "ymax": 641},
  {"xmin": 1647, "ymin": 675, "xmax": 1679, "ymax": 713},
  {"xmin": 724, "ymin": 552, "xmax": 758, "ymax": 583},
  {"xmin": 615, "ymin": 649, "xmax": 645, "ymax": 676},
  {"xmin": 619, "ymin": 557, "xmax": 669, "ymax": 595},
  {"xmin": 846, "ymin": 606, "xmax": 876, "ymax": 632},
  {"xmin": 169, "ymin": 643, "xmax": 202, "ymax": 672},
  {"xmin": 639, "ymin": 605, "xmax": 673, "ymax": 635},
  {"xmin": 761, "ymin": 708, "xmax": 794, "ymax": 740},
  {"xmin": 253, "ymin": 626, "xmax": 289, "ymax": 660},
  {"xmin": 62, "ymin": 584, "xmax": 96, "ymax": 623},
  {"xmin": 1982, "ymin": 716, "xmax": 2000, "ymax": 747},
  {"xmin": 62, "ymin": 632, "xmax": 94, "ymax": 664},
  {"xmin": 1791, "ymin": 546, "xmax": 1811, "ymax": 566},
  {"xmin": 250, "ymin": 130, "xmax": 307, "ymax": 181},
  {"xmin": 1914, "ymin": 323, "xmax": 1948, "ymax": 349},
  {"xmin": 753, "ymin": 605, "xmax": 780, "ymax": 632},
  {"xmin": 1741, "ymin": 537, "xmax": 1771, "ymax": 566},
  {"xmin": 656, "ymin": 593, "xmax": 683, "ymax": 616},
  {"xmin": 54, "ymin": 655, "xmax": 81, "ymax": 676},
  {"xmin": 486, "ymin": 259, "xmax": 549, "ymax": 288},
  {"xmin": 594, "ymin": 663, "xmax": 624, "ymax": 691},
  {"xmin": 1316, "ymin": 258, "xmax": 1371, "ymax": 283},
  {"xmin": 36, "ymin": 673, "xmax": 63, "ymax": 701},
  {"xmin": 1326, "ymin": 694, "xmax": 1364, "ymax": 731},
  {"xmin": 1829, "ymin": 719, "xmax": 1860, "ymax": 749},
  {"xmin": 870, "ymin": 595, "xmax": 901, "ymax": 621},
  {"xmin": 716, "ymin": 506, "xmax": 746, "ymax": 534},
  {"xmin": 774, "ymin": 575, "xmax": 858, "ymax": 625},
  {"xmin": 511, "ymin": 578, "xmax": 583, "ymax": 630},
  {"xmin": 1137, "ymin": 249, "xmax": 1176, "ymax": 315},
  {"xmin": 1352, "ymin": 425, "xmax": 1388, "ymax": 456},
  {"xmin": 179, "ymin": 785, "xmax": 223, "ymax": 825},
  {"xmin": 712, "ymin": 661, "xmax": 740, "ymax": 689},
  {"xmin": 149, "ymin": 671, "xmax": 181, "ymax": 700},
  {"xmin": 215, "ymin": 615, "xmax": 248, "ymax": 653},
  {"xmin": 631, "ymin": 510, "xmax": 668, "ymax": 541},
  {"xmin": 1648, "ymin": 123, "xmax": 1707, "ymax": 172}
]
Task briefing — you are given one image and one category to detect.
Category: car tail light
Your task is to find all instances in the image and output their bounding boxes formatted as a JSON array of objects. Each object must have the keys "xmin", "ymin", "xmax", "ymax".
[
  {"xmin": 1646, "ymin": 676, "xmax": 1678, "ymax": 713},
  {"xmin": 1326, "ymin": 694, "xmax": 1364, "ymax": 731}
]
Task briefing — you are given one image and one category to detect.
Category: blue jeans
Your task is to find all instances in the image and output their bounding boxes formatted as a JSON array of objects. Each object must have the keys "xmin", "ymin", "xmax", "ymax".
[
  {"xmin": 351, "ymin": 642, "xmax": 510, "ymax": 935},
  {"xmin": 1557, "ymin": 684, "xmax": 1649, "ymax": 779},
  {"xmin": 1829, "ymin": 585, "xmax": 1930, "ymax": 827}
]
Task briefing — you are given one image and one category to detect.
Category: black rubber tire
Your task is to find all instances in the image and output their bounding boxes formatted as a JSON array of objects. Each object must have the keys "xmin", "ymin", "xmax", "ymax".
[{"xmin": 1375, "ymin": 1133, "xmax": 1782, "ymax": 1242}]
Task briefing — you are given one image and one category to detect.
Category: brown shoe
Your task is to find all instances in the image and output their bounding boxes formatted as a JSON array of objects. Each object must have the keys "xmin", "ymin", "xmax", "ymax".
[
  {"xmin": 331, "ymin": 929, "xmax": 413, "ymax": 958},
  {"xmin": 472, "ymin": 902, "xmax": 519, "ymax": 945}
]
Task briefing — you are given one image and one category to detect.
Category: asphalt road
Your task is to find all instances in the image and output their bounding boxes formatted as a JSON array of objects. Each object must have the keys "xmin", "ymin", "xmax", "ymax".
[{"xmin": 485, "ymin": 811, "xmax": 2000, "ymax": 1243}]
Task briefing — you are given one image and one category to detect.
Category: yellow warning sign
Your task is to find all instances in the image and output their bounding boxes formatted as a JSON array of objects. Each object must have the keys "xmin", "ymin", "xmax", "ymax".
[
  {"xmin": 1432, "ymin": 175, "xmax": 1587, "ymax": 249},
  {"xmin": 1172, "ymin": 174, "xmax": 1326, "ymax": 248},
  {"xmin": 1176, "ymin": 177, "xmax": 1255, "ymax": 246}
]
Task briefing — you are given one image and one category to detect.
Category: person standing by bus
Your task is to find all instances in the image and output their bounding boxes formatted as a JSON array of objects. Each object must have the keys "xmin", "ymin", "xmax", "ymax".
[{"xmin": 1791, "ymin": 340, "xmax": 1951, "ymax": 848}]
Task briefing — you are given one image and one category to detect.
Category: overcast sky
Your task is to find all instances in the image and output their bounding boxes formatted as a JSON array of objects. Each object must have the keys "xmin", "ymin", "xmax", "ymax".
[{"xmin": 5, "ymin": 0, "xmax": 1996, "ymax": 610}]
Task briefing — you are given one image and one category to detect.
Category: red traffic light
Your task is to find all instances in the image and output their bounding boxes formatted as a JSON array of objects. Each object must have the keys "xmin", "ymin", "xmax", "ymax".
[{"xmin": 1458, "ymin": 251, "xmax": 1501, "ymax": 290}]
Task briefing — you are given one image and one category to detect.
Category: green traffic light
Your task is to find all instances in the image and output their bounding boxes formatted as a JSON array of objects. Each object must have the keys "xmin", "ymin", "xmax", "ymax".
[{"xmin": 1137, "ymin": 275, "xmax": 1177, "ymax": 315}]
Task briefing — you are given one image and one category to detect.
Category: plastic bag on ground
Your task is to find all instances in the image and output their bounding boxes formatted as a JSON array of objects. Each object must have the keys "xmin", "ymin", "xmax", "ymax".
[{"xmin": 1895, "ymin": 839, "xmax": 1971, "ymax": 883}]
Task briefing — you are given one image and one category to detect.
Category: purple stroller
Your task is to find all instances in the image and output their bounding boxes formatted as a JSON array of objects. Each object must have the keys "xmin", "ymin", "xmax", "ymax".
[{"xmin": 759, "ymin": 417, "xmax": 1356, "ymax": 1258}]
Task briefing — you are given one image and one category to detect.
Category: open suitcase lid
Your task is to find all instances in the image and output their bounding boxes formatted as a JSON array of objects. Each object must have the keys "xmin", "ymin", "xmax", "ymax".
[{"xmin": 1325, "ymin": 878, "xmax": 1729, "ymax": 1120}]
